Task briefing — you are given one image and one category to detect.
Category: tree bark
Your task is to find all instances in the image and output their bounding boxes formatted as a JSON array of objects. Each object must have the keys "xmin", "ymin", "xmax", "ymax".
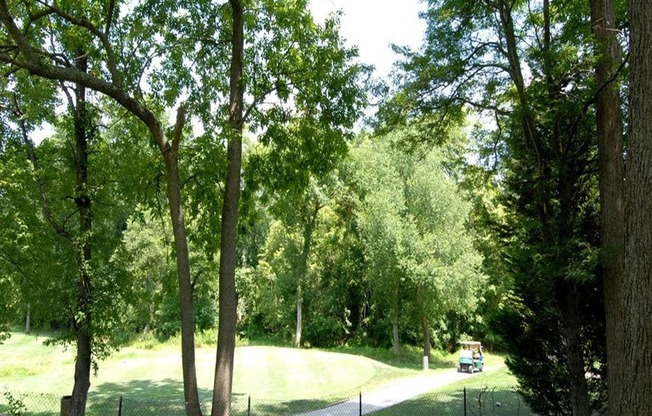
[
  {"xmin": 212, "ymin": 1, "xmax": 243, "ymax": 415},
  {"xmin": 420, "ymin": 312, "xmax": 431, "ymax": 360},
  {"xmin": 69, "ymin": 50, "xmax": 92, "ymax": 416},
  {"xmin": 620, "ymin": 0, "xmax": 652, "ymax": 412},
  {"xmin": 163, "ymin": 108, "xmax": 202, "ymax": 416},
  {"xmin": 295, "ymin": 285, "xmax": 303, "ymax": 348},
  {"xmin": 556, "ymin": 281, "xmax": 591, "ymax": 416},
  {"xmin": 392, "ymin": 284, "xmax": 400, "ymax": 354},
  {"xmin": 25, "ymin": 304, "xmax": 30, "ymax": 334},
  {"xmin": 590, "ymin": 0, "xmax": 625, "ymax": 413},
  {"xmin": 295, "ymin": 205, "xmax": 318, "ymax": 348}
]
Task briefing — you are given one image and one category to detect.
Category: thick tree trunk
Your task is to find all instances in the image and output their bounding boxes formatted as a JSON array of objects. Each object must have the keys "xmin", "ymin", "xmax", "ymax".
[
  {"xmin": 620, "ymin": 0, "xmax": 652, "ymax": 413},
  {"xmin": 212, "ymin": 1, "xmax": 243, "ymax": 415},
  {"xmin": 590, "ymin": 0, "xmax": 625, "ymax": 413}
]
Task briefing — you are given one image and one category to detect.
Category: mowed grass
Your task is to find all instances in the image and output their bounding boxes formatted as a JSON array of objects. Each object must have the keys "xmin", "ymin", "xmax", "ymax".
[
  {"xmin": 0, "ymin": 332, "xmax": 414, "ymax": 410},
  {"xmin": 1, "ymin": 332, "xmax": 518, "ymax": 415},
  {"xmin": 369, "ymin": 367, "xmax": 532, "ymax": 416}
]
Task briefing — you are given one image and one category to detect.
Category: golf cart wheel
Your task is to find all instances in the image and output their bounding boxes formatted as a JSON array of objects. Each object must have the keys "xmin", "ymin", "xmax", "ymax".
[{"xmin": 468, "ymin": 365, "xmax": 474, "ymax": 374}]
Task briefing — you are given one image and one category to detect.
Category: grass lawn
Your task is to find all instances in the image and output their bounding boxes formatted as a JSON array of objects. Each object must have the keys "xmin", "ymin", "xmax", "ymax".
[
  {"xmin": 0, "ymin": 331, "xmax": 522, "ymax": 415},
  {"xmin": 369, "ymin": 367, "xmax": 533, "ymax": 416},
  {"xmin": 0, "ymin": 331, "xmax": 418, "ymax": 414}
]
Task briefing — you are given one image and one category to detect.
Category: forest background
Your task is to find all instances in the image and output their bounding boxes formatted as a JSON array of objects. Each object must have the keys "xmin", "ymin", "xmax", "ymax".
[{"xmin": 1, "ymin": 0, "xmax": 650, "ymax": 416}]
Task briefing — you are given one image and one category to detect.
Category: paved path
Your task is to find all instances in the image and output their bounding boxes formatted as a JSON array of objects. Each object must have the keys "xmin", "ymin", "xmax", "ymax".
[{"xmin": 294, "ymin": 366, "xmax": 502, "ymax": 416}]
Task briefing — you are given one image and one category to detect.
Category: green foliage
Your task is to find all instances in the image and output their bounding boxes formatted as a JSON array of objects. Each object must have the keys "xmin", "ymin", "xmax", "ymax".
[
  {"xmin": 350, "ymin": 129, "xmax": 486, "ymax": 348},
  {"xmin": 386, "ymin": 0, "xmax": 613, "ymax": 411},
  {"xmin": 2, "ymin": 392, "xmax": 26, "ymax": 416}
]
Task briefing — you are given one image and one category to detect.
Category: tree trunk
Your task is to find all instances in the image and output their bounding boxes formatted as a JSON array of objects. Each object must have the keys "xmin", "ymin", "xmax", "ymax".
[
  {"xmin": 25, "ymin": 304, "xmax": 30, "ymax": 334},
  {"xmin": 295, "ymin": 284, "xmax": 302, "ymax": 348},
  {"xmin": 392, "ymin": 314, "xmax": 399, "ymax": 354},
  {"xmin": 69, "ymin": 50, "xmax": 92, "ymax": 416},
  {"xmin": 420, "ymin": 312, "xmax": 431, "ymax": 360},
  {"xmin": 212, "ymin": 1, "xmax": 243, "ymax": 415},
  {"xmin": 620, "ymin": 0, "xmax": 652, "ymax": 412},
  {"xmin": 162, "ymin": 144, "xmax": 202, "ymax": 416},
  {"xmin": 295, "ymin": 207, "xmax": 317, "ymax": 348},
  {"xmin": 556, "ymin": 281, "xmax": 591, "ymax": 416},
  {"xmin": 590, "ymin": 0, "xmax": 625, "ymax": 413},
  {"xmin": 392, "ymin": 284, "xmax": 400, "ymax": 354}
]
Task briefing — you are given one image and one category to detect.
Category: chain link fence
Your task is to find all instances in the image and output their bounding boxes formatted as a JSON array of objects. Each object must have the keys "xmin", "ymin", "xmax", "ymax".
[{"xmin": 1, "ymin": 387, "xmax": 534, "ymax": 416}]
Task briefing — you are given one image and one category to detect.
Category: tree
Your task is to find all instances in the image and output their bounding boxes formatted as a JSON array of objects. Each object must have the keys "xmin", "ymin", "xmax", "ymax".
[
  {"xmin": 391, "ymin": 0, "xmax": 607, "ymax": 413},
  {"xmin": 620, "ymin": 0, "xmax": 652, "ymax": 412},
  {"xmin": 589, "ymin": 0, "xmax": 626, "ymax": 412},
  {"xmin": 1, "ymin": 2, "xmax": 366, "ymax": 415},
  {"xmin": 0, "ymin": 79, "xmax": 144, "ymax": 415},
  {"xmin": 351, "ymin": 130, "xmax": 485, "ymax": 357},
  {"xmin": 0, "ymin": 1, "xmax": 201, "ymax": 413}
]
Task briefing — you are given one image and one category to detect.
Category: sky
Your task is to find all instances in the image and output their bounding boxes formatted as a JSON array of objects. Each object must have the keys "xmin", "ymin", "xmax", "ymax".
[{"xmin": 308, "ymin": 0, "xmax": 427, "ymax": 79}]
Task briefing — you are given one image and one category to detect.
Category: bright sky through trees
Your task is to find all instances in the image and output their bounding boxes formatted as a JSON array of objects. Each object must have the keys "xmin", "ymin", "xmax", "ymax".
[{"xmin": 309, "ymin": 0, "xmax": 426, "ymax": 78}]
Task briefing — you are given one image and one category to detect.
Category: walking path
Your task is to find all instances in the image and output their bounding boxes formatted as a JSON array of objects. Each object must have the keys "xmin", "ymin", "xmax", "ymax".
[{"xmin": 294, "ymin": 365, "xmax": 502, "ymax": 416}]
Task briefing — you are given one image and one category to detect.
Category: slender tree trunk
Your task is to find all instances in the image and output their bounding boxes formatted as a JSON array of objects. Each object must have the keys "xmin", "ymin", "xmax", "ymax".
[
  {"xmin": 24, "ymin": 304, "xmax": 30, "ymax": 334},
  {"xmin": 295, "ymin": 284, "xmax": 303, "ymax": 348},
  {"xmin": 392, "ymin": 284, "xmax": 400, "ymax": 354},
  {"xmin": 69, "ymin": 50, "xmax": 92, "ymax": 416},
  {"xmin": 620, "ymin": 0, "xmax": 652, "ymax": 412},
  {"xmin": 162, "ymin": 134, "xmax": 202, "ymax": 416},
  {"xmin": 590, "ymin": 0, "xmax": 625, "ymax": 412},
  {"xmin": 420, "ymin": 312, "xmax": 431, "ymax": 359},
  {"xmin": 295, "ymin": 210, "xmax": 317, "ymax": 348},
  {"xmin": 212, "ymin": 1, "xmax": 243, "ymax": 415}
]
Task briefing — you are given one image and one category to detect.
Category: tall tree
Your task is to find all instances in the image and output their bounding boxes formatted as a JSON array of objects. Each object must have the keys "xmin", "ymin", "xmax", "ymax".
[
  {"xmin": 620, "ymin": 0, "xmax": 652, "ymax": 412},
  {"xmin": 352, "ymin": 130, "xmax": 484, "ymax": 357},
  {"xmin": 0, "ymin": 2, "xmax": 201, "ymax": 414},
  {"xmin": 211, "ymin": 1, "xmax": 243, "ymax": 414},
  {"xmin": 391, "ymin": 0, "xmax": 606, "ymax": 413},
  {"xmin": 590, "ymin": 0, "xmax": 626, "ymax": 412},
  {"xmin": 1, "ymin": 2, "xmax": 366, "ymax": 416}
]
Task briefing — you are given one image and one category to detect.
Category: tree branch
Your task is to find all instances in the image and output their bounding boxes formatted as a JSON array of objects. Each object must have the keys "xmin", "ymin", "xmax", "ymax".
[
  {"xmin": 172, "ymin": 104, "xmax": 185, "ymax": 155},
  {"xmin": 33, "ymin": 0, "xmax": 122, "ymax": 87},
  {"xmin": 0, "ymin": 2, "xmax": 169, "ymax": 153}
]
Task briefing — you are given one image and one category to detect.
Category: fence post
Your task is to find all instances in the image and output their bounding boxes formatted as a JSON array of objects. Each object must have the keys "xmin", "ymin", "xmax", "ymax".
[
  {"xmin": 60, "ymin": 395, "xmax": 71, "ymax": 416},
  {"xmin": 118, "ymin": 395, "xmax": 123, "ymax": 416},
  {"xmin": 248, "ymin": 395, "xmax": 251, "ymax": 416},
  {"xmin": 359, "ymin": 391, "xmax": 362, "ymax": 416},
  {"xmin": 463, "ymin": 387, "xmax": 467, "ymax": 416}
]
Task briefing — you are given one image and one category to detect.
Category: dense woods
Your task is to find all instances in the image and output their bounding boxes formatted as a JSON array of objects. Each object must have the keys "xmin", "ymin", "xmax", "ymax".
[{"xmin": 1, "ymin": 0, "xmax": 650, "ymax": 415}]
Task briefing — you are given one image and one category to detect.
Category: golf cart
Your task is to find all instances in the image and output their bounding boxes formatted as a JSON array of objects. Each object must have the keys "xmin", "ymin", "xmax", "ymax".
[{"xmin": 457, "ymin": 341, "xmax": 484, "ymax": 374}]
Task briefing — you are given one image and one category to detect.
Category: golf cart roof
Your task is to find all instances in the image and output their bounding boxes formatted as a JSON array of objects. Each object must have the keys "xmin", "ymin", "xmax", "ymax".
[{"xmin": 460, "ymin": 341, "xmax": 482, "ymax": 348}]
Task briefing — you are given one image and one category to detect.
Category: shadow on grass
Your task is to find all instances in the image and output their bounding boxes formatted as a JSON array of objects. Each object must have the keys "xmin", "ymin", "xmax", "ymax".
[
  {"xmin": 247, "ymin": 396, "xmax": 345, "ymax": 416},
  {"xmin": 2, "ymin": 379, "xmax": 224, "ymax": 416},
  {"xmin": 93, "ymin": 379, "xmax": 253, "ymax": 416},
  {"xmin": 367, "ymin": 386, "xmax": 534, "ymax": 416}
]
